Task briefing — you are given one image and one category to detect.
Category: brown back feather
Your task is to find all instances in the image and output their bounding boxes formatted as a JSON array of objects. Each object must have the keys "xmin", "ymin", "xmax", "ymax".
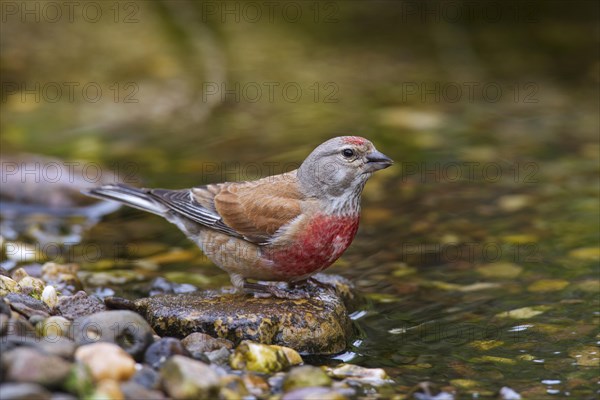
[{"xmin": 192, "ymin": 172, "xmax": 303, "ymax": 242}]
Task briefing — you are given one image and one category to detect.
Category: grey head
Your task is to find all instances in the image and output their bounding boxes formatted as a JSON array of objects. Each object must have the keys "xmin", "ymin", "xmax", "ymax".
[{"xmin": 297, "ymin": 136, "xmax": 393, "ymax": 202}]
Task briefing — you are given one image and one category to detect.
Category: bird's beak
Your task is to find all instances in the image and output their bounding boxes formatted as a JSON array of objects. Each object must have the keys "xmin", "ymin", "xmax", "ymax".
[{"xmin": 365, "ymin": 150, "xmax": 393, "ymax": 172}]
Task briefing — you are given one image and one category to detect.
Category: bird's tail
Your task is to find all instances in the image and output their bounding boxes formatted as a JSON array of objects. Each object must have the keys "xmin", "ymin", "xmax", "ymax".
[{"xmin": 83, "ymin": 184, "xmax": 169, "ymax": 216}]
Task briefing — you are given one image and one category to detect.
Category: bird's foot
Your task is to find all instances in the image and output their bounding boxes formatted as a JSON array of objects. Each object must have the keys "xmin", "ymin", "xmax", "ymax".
[
  {"xmin": 243, "ymin": 281, "xmax": 311, "ymax": 300},
  {"xmin": 290, "ymin": 277, "xmax": 336, "ymax": 294}
]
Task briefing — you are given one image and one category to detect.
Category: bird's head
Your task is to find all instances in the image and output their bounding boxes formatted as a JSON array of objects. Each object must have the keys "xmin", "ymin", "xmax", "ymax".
[{"xmin": 298, "ymin": 136, "xmax": 393, "ymax": 204}]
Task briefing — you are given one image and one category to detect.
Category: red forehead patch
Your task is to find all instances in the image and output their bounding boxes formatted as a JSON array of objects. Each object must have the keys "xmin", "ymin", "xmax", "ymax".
[{"xmin": 342, "ymin": 136, "xmax": 366, "ymax": 145}]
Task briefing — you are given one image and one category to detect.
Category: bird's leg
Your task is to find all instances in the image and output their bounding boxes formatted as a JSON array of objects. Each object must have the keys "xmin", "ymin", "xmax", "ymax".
[
  {"xmin": 239, "ymin": 278, "xmax": 311, "ymax": 300},
  {"xmin": 307, "ymin": 276, "xmax": 336, "ymax": 292}
]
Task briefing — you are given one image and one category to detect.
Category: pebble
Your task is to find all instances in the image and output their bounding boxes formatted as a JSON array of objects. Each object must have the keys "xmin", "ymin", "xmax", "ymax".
[
  {"xmin": 56, "ymin": 291, "xmax": 107, "ymax": 320},
  {"xmin": 93, "ymin": 379, "xmax": 124, "ymax": 400},
  {"xmin": 36, "ymin": 316, "xmax": 71, "ymax": 338},
  {"xmin": 131, "ymin": 366, "xmax": 161, "ymax": 390},
  {"xmin": 0, "ymin": 275, "xmax": 20, "ymax": 296},
  {"xmin": 144, "ymin": 337, "xmax": 191, "ymax": 369},
  {"xmin": 181, "ymin": 332, "xmax": 233, "ymax": 358},
  {"xmin": 72, "ymin": 310, "xmax": 154, "ymax": 360},
  {"xmin": 230, "ymin": 341, "xmax": 303, "ymax": 373},
  {"xmin": 41, "ymin": 262, "xmax": 83, "ymax": 295},
  {"xmin": 283, "ymin": 365, "xmax": 332, "ymax": 391},
  {"xmin": 2, "ymin": 347, "xmax": 72, "ymax": 387},
  {"xmin": 0, "ymin": 383, "xmax": 52, "ymax": 400},
  {"xmin": 282, "ymin": 387, "xmax": 348, "ymax": 400},
  {"xmin": 219, "ymin": 375, "xmax": 250, "ymax": 399},
  {"xmin": 34, "ymin": 336, "xmax": 77, "ymax": 360},
  {"xmin": 41, "ymin": 285, "xmax": 58, "ymax": 309},
  {"xmin": 160, "ymin": 355, "xmax": 220, "ymax": 400},
  {"xmin": 5, "ymin": 293, "xmax": 50, "ymax": 319},
  {"xmin": 325, "ymin": 363, "xmax": 391, "ymax": 386},
  {"xmin": 16, "ymin": 276, "xmax": 46, "ymax": 297},
  {"xmin": 120, "ymin": 381, "xmax": 166, "ymax": 400},
  {"xmin": 75, "ymin": 342, "xmax": 136, "ymax": 382}
]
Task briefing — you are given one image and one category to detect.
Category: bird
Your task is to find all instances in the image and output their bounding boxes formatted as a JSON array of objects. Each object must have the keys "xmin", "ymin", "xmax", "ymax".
[{"xmin": 84, "ymin": 136, "xmax": 393, "ymax": 298}]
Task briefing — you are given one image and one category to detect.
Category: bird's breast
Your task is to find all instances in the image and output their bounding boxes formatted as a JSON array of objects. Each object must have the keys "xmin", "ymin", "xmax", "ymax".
[{"xmin": 263, "ymin": 213, "xmax": 360, "ymax": 279}]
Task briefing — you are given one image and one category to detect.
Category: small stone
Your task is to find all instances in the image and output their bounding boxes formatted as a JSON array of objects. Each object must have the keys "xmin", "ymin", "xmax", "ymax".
[
  {"xmin": 131, "ymin": 366, "xmax": 161, "ymax": 390},
  {"xmin": 160, "ymin": 355, "xmax": 220, "ymax": 400},
  {"xmin": 17, "ymin": 276, "xmax": 46, "ymax": 297},
  {"xmin": 569, "ymin": 345, "xmax": 600, "ymax": 367},
  {"xmin": 0, "ymin": 383, "xmax": 52, "ymax": 400},
  {"xmin": 568, "ymin": 247, "xmax": 600, "ymax": 261},
  {"xmin": 230, "ymin": 341, "xmax": 303, "ymax": 373},
  {"xmin": 219, "ymin": 375, "xmax": 250, "ymax": 400},
  {"xmin": 476, "ymin": 262, "xmax": 523, "ymax": 279},
  {"xmin": 0, "ymin": 275, "xmax": 20, "ymax": 296},
  {"xmin": 206, "ymin": 347, "xmax": 231, "ymax": 365},
  {"xmin": 63, "ymin": 359, "xmax": 94, "ymax": 398},
  {"xmin": 181, "ymin": 332, "xmax": 233, "ymax": 354},
  {"xmin": 56, "ymin": 291, "xmax": 106, "ymax": 320},
  {"xmin": 497, "ymin": 195, "xmax": 532, "ymax": 212},
  {"xmin": 5, "ymin": 293, "xmax": 50, "ymax": 319},
  {"xmin": 36, "ymin": 316, "xmax": 72, "ymax": 338},
  {"xmin": 527, "ymin": 279, "xmax": 569, "ymax": 292},
  {"xmin": 34, "ymin": 336, "xmax": 77, "ymax": 360},
  {"xmin": 120, "ymin": 381, "xmax": 166, "ymax": 400},
  {"xmin": 75, "ymin": 342, "xmax": 136, "ymax": 381},
  {"xmin": 499, "ymin": 386, "xmax": 522, "ymax": 399},
  {"xmin": 144, "ymin": 337, "xmax": 191, "ymax": 369},
  {"xmin": 41, "ymin": 262, "xmax": 83, "ymax": 295},
  {"xmin": 72, "ymin": 310, "xmax": 154, "ymax": 360},
  {"xmin": 325, "ymin": 364, "xmax": 390, "ymax": 386},
  {"xmin": 495, "ymin": 306, "xmax": 551, "ymax": 319},
  {"xmin": 93, "ymin": 379, "xmax": 124, "ymax": 400},
  {"xmin": 11, "ymin": 267, "xmax": 29, "ymax": 282},
  {"xmin": 2, "ymin": 347, "xmax": 72, "ymax": 387},
  {"xmin": 242, "ymin": 374, "xmax": 270, "ymax": 398},
  {"xmin": 283, "ymin": 365, "xmax": 332, "ymax": 391},
  {"xmin": 282, "ymin": 387, "xmax": 348, "ymax": 400},
  {"xmin": 41, "ymin": 285, "xmax": 58, "ymax": 309}
]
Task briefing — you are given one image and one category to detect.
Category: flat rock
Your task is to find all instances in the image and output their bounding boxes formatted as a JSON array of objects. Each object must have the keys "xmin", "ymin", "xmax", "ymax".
[{"xmin": 132, "ymin": 274, "xmax": 358, "ymax": 355}]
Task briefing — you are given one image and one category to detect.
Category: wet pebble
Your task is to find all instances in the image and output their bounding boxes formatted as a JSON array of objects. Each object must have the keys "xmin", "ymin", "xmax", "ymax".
[
  {"xmin": 16, "ymin": 276, "xmax": 46, "ymax": 297},
  {"xmin": 72, "ymin": 310, "xmax": 154, "ymax": 360},
  {"xmin": 282, "ymin": 387, "xmax": 348, "ymax": 400},
  {"xmin": 33, "ymin": 336, "xmax": 77, "ymax": 360},
  {"xmin": 283, "ymin": 365, "xmax": 332, "ymax": 391},
  {"xmin": 92, "ymin": 379, "xmax": 124, "ymax": 399},
  {"xmin": 0, "ymin": 383, "xmax": 52, "ymax": 400},
  {"xmin": 5, "ymin": 293, "xmax": 50, "ymax": 319},
  {"xmin": 0, "ymin": 275, "xmax": 20, "ymax": 296},
  {"xmin": 181, "ymin": 332, "xmax": 233, "ymax": 354},
  {"xmin": 148, "ymin": 276, "xmax": 198, "ymax": 296},
  {"xmin": 160, "ymin": 355, "xmax": 220, "ymax": 400},
  {"xmin": 325, "ymin": 363, "xmax": 391, "ymax": 386},
  {"xmin": 205, "ymin": 346, "xmax": 231, "ymax": 365},
  {"xmin": 41, "ymin": 262, "xmax": 83, "ymax": 295},
  {"xmin": 219, "ymin": 375, "xmax": 250, "ymax": 399},
  {"xmin": 120, "ymin": 381, "xmax": 166, "ymax": 400},
  {"xmin": 230, "ymin": 341, "xmax": 303, "ymax": 373},
  {"xmin": 75, "ymin": 342, "xmax": 136, "ymax": 382},
  {"xmin": 56, "ymin": 291, "xmax": 106, "ymax": 320},
  {"xmin": 131, "ymin": 365, "xmax": 162, "ymax": 390},
  {"xmin": 41, "ymin": 285, "xmax": 58, "ymax": 309},
  {"xmin": 2, "ymin": 347, "xmax": 72, "ymax": 387},
  {"xmin": 36, "ymin": 316, "xmax": 71, "ymax": 338},
  {"xmin": 144, "ymin": 337, "xmax": 191, "ymax": 369}
]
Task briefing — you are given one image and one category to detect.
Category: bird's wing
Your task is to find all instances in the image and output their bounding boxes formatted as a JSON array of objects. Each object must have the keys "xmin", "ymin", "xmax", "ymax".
[{"xmin": 192, "ymin": 171, "xmax": 304, "ymax": 243}]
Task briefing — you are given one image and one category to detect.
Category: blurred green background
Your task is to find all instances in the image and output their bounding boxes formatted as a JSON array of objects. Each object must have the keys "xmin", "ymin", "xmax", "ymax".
[{"xmin": 1, "ymin": 1, "xmax": 599, "ymax": 397}]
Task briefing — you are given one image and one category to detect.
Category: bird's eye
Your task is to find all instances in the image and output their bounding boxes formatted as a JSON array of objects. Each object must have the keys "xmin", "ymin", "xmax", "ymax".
[{"xmin": 342, "ymin": 148, "xmax": 355, "ymax": 158}]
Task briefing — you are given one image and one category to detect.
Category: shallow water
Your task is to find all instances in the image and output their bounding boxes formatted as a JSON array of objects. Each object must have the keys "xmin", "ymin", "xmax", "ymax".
[{"xmin": 1, "ymin": 1, "xmax": 598, "ymax": 398}]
